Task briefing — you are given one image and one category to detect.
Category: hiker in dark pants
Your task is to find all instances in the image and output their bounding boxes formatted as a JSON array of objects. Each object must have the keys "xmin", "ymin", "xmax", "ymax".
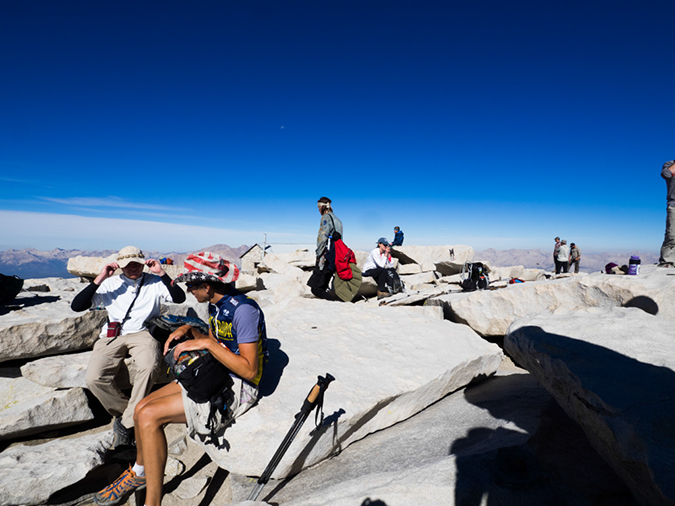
[
  {"xmin": 307, "ymin": 196, "xmax": 343, "ymax": 300},
  {"xmin": 569, "ymin": 243, "xmax": 581, "ymax": 273},
  {"xmin": 71, "ymin": 246, "xmax": 185, "ymax": 449},
  {"xmin": 92, "ymin": 252, "xmax": 267, "ymax": 506},
  {"xmin": 553, "ymin": 236, "xmax": 561, "ymax": 273},
  {"xmin": 362, "ymin": 237, "xmax": 401, "ymax": 299},
  {"xmin": 556, "ymin": 239, "xmax": 570, "ymax": 274},
  {"xmin": 659, "ymin": 159, "xmax": 675, "ymax": 267}
]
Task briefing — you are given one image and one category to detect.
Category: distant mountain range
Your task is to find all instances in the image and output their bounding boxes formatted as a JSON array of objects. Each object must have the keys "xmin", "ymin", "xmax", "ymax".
[
  {"xmin": 0, "ymin": 245, "xmax": 659, "ymax": 280},
  {"xmin": 0, "ymin": 245, "xmax": 250, "ymax": 279}
]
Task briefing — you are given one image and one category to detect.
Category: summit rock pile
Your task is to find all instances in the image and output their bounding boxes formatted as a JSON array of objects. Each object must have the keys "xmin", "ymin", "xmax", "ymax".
[{"xmin": 1, "ymin": 245, "xmax": 672, "ymax": 506}]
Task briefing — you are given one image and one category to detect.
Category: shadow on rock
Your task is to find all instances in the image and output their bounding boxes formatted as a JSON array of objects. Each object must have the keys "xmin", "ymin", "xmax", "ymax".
[
  {"xmin": 505, "ymin": 325, "xmax": 675, "ymax": 506},
  {"xmin": 452, "ymin": 373, "xmax": 636, "ymax": 505},
  {"xmin": 258, "ymin": 338, "xmax": 289, "ymax": 398},
  {"xmin": 0, "ymin": 294, "xmax": 61, "ymax": 314},
  {"xmin": 361, "ymin": 499, "xmax": 388, "ymax": 506},
  {"xmin": 623, "ymin": 295, "xmax": 659, "ymax": 315}
]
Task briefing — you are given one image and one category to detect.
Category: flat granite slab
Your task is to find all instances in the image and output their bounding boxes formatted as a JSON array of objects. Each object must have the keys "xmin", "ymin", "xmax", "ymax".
[
  {"xmin": 201, "ymin": 297, "xmax": 503, "ymax": 479},
  {"xmin": 0, "ymin": 280, "xmax": 106, "ymax": 362},
  {"xmin": 429, "ymin": 265, "xmax": 675, "ymax": 337}
]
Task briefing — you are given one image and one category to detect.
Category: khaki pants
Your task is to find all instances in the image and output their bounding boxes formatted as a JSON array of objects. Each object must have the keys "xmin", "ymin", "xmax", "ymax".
[{"xmin": 86, "ymin": 330, "xmax": 161, "ymax": 428}]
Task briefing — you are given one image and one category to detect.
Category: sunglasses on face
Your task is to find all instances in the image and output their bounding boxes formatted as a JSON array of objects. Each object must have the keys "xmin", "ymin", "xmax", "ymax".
[{"xmin": 186, "ymin": 283, "xmax": 202, "ymax": 290}]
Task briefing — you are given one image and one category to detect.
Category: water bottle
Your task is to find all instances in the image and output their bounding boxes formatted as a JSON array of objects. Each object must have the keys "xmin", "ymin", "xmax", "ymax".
[{"xmin": 628, "ymin": 255, "xmax": 641, "ymax": 275}]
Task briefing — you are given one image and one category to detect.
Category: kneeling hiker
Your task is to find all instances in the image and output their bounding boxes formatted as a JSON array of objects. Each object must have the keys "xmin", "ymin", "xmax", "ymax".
[
  {"xmin": 94, "ymin": 252, "xmax": 267, "ymax": 506},
  {"xmin": 362, "ymin": 237, "xmax": 403, "ymax": 299}
]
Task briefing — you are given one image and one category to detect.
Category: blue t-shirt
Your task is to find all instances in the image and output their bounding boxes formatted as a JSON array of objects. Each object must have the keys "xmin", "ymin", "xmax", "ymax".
[{"xmin": 209, "ymin": 289, "xmax": 268, "ymax": 385}]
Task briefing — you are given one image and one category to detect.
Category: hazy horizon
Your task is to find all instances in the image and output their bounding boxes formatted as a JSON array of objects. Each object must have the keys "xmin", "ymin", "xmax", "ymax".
[{"xmin": 1, "ymin": 2, "xmax": 672, "ymax": 256}]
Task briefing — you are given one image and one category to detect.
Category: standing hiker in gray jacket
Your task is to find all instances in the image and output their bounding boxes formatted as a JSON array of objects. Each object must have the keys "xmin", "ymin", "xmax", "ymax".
[
  {"xmin": 659, "ymin": 160, "xmax": 675, "ymax": 267},
  {"xmin": 307, "ymin": 196, "xmax": 343, "ymax": 299}
]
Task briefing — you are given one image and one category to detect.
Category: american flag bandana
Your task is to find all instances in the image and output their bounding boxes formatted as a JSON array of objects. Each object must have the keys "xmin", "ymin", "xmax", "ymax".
[{"xmin": 174, "ymin": 251, "xmax": 240, "ymax": 285}]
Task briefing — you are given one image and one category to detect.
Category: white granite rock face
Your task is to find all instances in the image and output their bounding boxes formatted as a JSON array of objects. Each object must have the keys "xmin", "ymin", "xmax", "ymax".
[
  {"xmin": 273, "ymin": 249, "xmax": 315, "ymax": 270},
  {"xmin": 400, "ymin": 270, "xmax": 438, "ymax": 289},
  {"xmin": 67, "ymin": 254, "xmax": 182, "ymax": 279},
  {"xmin": 255, "ymin": 272, "xmax": 311, "ymax": 307},
  {"xmin": 0, "ymin": 379, "xmax": 93, "ymax": 438},
  {"xmin": 19, "ymin": 351, "xmax": 165, "ymax": 389},
  {"xmin": 235, "ymin": 272, "xmax": 257, "ymax": 292},
  {"xmin": 391, "ymin": 245, "xmax": 474, "ymax": 275},
  {"xmin": 199, "ymin": 298, "xmax": 503, "ymax": 479},
  {"xmin": 380, "ymin": 285, "xmax": 460, "ymax": 307},
  {"xmin": 506, "ymin": 308, "xmax": 675, "ymax": 506},
  {"xmin": 0, "ymin": 431, "xmax": 113, "ymax": 506},
  {"xmin": 429, "ymin": 266, "xmax": 675, "ymax": 337},
  {"xmin": 353, "ymin": 249, "xmax": 369, "ymax": 269},
  {"xmin": 20, "ymin": 352, "xmax": 92, "ymax": 388},
  {"xmin": 486, "ymin": 265, "xmax": 546, "ymax": 282},
  {"xmin": 0, "ymin": 290, "xmax": 107, "ymax": 362},
  {"xmin": 398, "ymin": 263, "xmax": 422, "ymax": 275},
  {"xmin": 66, "ymin": 254, "xmax": 116, "ymax": 278},
  {"xmin": 358, "ymin": 275, "xmax": 378, "ymax": 296},
  {"xmin": 23, "ymin": 277, "xmax": 82, "ymax": 292},
  {"xmin": 253, "ymin": 254, "xmax": 314, "ymax": 305},
  {"xmin": 233, "ymin": 373, "xmax": 631, "ymax": 506}
]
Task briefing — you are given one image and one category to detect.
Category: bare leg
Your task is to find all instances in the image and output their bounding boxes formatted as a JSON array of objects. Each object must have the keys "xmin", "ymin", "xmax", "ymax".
[{"xmin": 133, "ymin": 382, "xmax": 186, "ymax": 506}]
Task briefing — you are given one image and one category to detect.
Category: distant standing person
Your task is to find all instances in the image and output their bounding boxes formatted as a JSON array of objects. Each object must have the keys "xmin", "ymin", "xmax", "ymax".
[
  {"xmin": 553, "ymin": 236, "xmax": 561, "ymax": 272},
  {"xmin": 391, "ymin": 226, "xmax": 404, "ymax": 246},
  {"xmin": 307, "ymin": 196, "xmax": 343, "ymax": 299},
  {"xmin": 556, "ymin": 239, "xmax": 570, "ymax": 274},
  {"xmin": 71, "ymin": 246, "xmax": 186, "ymax": 448},
  {"xmin": 659, "ymin": 159, "xmax": 675, "ymax": 267},
  {"xmin": 569, "ymin": 243, "xmax": 581, "ymax": 273}
]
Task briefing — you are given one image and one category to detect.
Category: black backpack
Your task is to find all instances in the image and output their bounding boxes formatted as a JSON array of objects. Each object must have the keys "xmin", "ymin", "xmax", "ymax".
[
  {"xmin": 164, "ymin": 344, "xmax": 233, "ymax": 404},
  {"xmin": 158, "ymin": 314, "xmax": 235, "ymax": 436},
  {"xmin": 0, "ymin": 274, "xmax": 23, "ymax": 304},
  {"xmin": 165, "ymin": 340, "xmax": 234, "ymax": 436},
  {"xmin": 461, "ymin": 263, "xmax": 489, "ymax": 292},
  {"xmin": 385, "ymin": 269, "xmax": 404, "ymax": 295}
]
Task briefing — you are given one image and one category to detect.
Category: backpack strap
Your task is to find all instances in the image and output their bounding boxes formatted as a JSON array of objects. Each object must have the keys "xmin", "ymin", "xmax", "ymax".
[{"xmin": 114, "ymin": 273, "xmax": 145, "ymax": 328}]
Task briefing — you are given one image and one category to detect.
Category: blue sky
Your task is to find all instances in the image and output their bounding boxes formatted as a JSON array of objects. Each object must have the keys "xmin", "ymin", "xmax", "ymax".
[{"xmin": 0, "ymin": 0, "xmax": 673, "ymax": 254}]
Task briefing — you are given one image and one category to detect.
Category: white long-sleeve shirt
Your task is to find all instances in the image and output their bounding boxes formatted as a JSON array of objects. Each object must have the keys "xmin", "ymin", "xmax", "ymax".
[
  {"xmin": 92, "ymin": 273, "xmax": 172, "ymax": 336},
  {"xmin": 362, "ymin": 247, "xmax": 394, "ymax": 272}
]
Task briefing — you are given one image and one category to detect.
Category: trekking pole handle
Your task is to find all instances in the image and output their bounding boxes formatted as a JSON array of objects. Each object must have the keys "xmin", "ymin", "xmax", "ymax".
[
  {"xmin": 308, "ymin": 373, "xmax": 335, "ymax": 403},
  {"xmin": 300, "ymin": 373, "xmax": 335, "ymax": 417}
]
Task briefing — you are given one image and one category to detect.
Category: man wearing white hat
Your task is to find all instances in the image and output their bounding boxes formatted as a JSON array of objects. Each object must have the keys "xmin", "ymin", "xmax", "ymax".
[{"xmin": 71, "ymin": 246, "xmax": 185, "ymax": 448}]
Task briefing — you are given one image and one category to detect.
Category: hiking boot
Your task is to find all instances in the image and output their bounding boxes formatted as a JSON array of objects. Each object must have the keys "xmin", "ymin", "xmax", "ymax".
[
  {"xmin": 657, "ymin": 262, "xmax": 674, "ymax": 268},
  {"xmin": 376, "ymin": 291, "xmax": 390, "ymax": 300},
  {"xmin": 93, "ymin": 465, "xmax": 145, "ymax": 506},
  {"xmin": 111, "ymin": 417, "xmax": 134, "ymax": 449}
]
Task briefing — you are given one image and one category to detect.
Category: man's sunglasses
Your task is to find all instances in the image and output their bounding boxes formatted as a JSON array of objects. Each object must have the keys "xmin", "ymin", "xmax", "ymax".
[{"xmin": 186, "ymin": 283, "xmax": 202, "ymax": 289}]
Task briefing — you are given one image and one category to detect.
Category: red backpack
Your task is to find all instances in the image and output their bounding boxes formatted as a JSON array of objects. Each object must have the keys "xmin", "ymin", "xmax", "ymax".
[{"xmin": 333, "ymin": 238, "xmax": 356, "ymax": 280}]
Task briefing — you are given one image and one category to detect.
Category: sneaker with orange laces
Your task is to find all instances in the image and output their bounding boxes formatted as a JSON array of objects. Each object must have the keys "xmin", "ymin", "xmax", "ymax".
[{"xmin": 94, "ymin": 465, "xmax": 146, "ymax": 506}]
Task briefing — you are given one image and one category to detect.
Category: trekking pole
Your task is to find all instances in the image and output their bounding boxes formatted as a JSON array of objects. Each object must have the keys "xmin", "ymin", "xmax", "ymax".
[{"xmin": 247, "ymin": 373, "xmax": 335, "ymax": 502}]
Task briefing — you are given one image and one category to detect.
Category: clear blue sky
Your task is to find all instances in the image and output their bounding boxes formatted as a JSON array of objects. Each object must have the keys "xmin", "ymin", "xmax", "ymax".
[{"xmin": 1, "ymin": 0, "xmax": 673, "ymax": 254}]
